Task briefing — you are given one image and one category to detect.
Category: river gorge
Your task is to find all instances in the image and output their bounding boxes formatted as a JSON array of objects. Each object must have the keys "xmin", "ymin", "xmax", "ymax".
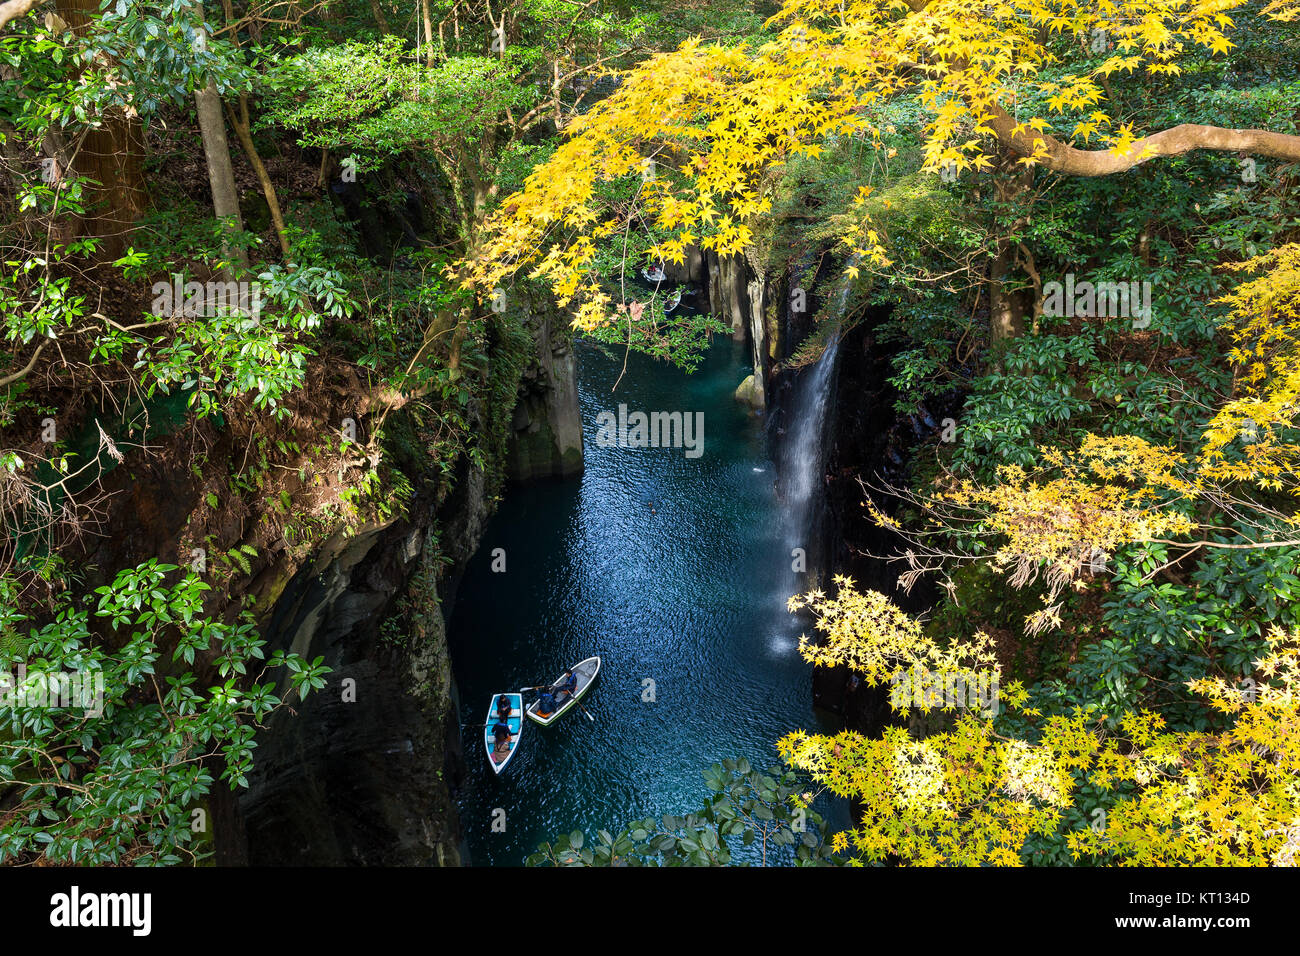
[{"xmin": 449, "ymin": 334, "xmax": 849, "ymax": 864}]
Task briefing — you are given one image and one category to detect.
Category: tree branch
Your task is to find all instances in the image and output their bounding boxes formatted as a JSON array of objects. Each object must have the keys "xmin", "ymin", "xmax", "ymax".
[
  {"xmin": 984, "ymin": 102, "xmax": 1300, "ymax": 176},
  {"xmin": 0, "ymin": 338, "xmax": 48, "ymax": 388},
  {"xmin": 0, "ymin": 0, "xmax": 41, "ymax": 33}
]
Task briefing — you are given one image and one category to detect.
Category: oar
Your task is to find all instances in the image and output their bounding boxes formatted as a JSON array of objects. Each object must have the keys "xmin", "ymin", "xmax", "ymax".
[{"xmin": 576, "ymin": 702, "xmax": 595, "ymax": 723}]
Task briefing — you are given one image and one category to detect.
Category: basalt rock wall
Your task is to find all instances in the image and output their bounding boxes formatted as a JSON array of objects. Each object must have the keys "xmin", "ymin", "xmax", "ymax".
[
  {"xmin": 506, "ymin": 291, "xmax": 584, "ymax": 482},
  {"xmin": 219, "ymin": 303, "xmax": 584, "ymax": 865}
]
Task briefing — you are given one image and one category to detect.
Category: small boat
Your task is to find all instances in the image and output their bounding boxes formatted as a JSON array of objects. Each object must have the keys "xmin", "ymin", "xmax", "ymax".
[
  {"xmin": 663, "ymin": 289, "xmax": 682, "ymax": 313},
  {"xmin": 485, "ymin": 692, "xmax": 523, "ymax": 774},
  {"xmin": 642, "ymin": 266, "xmax": 667, "ymax": 284},
  {"xmin": 526, "ymin": 656, "xmax": 601, "ymax": 726}
]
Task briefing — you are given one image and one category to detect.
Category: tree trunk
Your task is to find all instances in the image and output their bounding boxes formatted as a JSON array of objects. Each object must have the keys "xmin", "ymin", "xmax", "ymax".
[
  {"xmin": 55, "ymin": 0, "xmax": 147, "ymax": 258},
  {"xmin": 422, "ymin": 0, "xmax": 434, "ymax": 66},
  {"xmin": 195, "ymin": 72, "xmax": 247, "ymax": 276},
  {"xmin": 368, "ymin": 0, "xmax": 389, "ymax": 34},
  {"xmin": 229, "ymin": 95, "xmax": 291, "ymax": 259},
  {"xmin": 552, "ymin": 61, "xmax": 562, "ymax": 130},
  {"xmin": 987, "ymin": 162, "xmax": 1035, "ymax": 342},
  {"xmin": 989, "ymin": 244, "xmax": 1025, "ymax": 342}
]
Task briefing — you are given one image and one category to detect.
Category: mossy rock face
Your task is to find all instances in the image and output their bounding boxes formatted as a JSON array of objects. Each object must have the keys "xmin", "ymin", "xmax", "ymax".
[
  {"xmin": 251, "ymin": 562, "xmax": 295, "ymax": 626},
  {"xmin": 558, "ymin": 443, "xmax": 584, "ymax": 475},
  {"xmin": 236, "ymin": 512, "xmax": 462, "ymax": 866},
  {"xmin": 506, "ymin": 395, "xmax": 584, "ymax": 480},
  {"xmin": 239, "ymin": 191, "xmax": 272, "ymax": 234},
  {"xmin": 502, "ymin": 295, "xmax": 584, "ymax": 482},
  {"xmin": 734, "ymin": 373, "xmax": 764, "ymax": 409},
  {"xmin": 506, "ymin": 408, "xmax": 556, "ymax": 478}
]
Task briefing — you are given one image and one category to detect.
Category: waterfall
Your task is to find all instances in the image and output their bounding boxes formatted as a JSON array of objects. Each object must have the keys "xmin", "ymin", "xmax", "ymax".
[
  {"xmin": 766, "ymin": 334, "xmax": 841, "ymax": 655},
  {"xmin": 779, "ymin": 269, "xmax": 854, "ymax": 572},
  {"xmin": 765, "ymin": 265, "xmax": 857, "ymax": 657},
  {"xmin": 780, "ymin": 334, "xmax": 840, "ymax": 561}
]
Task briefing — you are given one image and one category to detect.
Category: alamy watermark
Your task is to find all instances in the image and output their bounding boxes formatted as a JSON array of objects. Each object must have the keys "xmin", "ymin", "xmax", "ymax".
[
  {"xmin": 594, "ymin": 404, "xmax": 704, "ymax": 459},
  {"xmin": 50, "ymin": 886, "xmax": 150, "ymax": 936},
  {"xmin": 151, "ymin": 275, "xmax": 264, "ymax": 321},
  {"xmin": 890, "ymin": 665, "xmax": 1000, "ymax": 717},
  {"xmin": 1042, "ymin": 273, "xmax": 1153, "ymax": 328},
  {"xmin": 0, "ymin": 664, "xmax": 104, "ymax": 718}
]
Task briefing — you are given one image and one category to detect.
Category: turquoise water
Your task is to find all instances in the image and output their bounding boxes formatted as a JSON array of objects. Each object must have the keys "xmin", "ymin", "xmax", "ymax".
[{"xmin": 447, "ymin": 335, "xmax": 844, "ymax": 865}]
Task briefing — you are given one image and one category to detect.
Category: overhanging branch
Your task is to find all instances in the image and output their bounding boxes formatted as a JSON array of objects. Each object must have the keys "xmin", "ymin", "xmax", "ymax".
[
  {"xmin": 984, "ymin": 101, "xmax": 1300, "ymax": 176},
  {"xmin": 0, "ymin": 0, "xmax": 40, "ymax": 33}
]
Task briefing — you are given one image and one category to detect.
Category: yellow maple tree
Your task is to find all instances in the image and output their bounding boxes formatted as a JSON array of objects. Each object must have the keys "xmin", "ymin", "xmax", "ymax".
[
  {"xmin": 467, "ymin": 0, "xmax": 1300, "ymax": 332},
  {"xmin": 781, "ymin": 588, "xmax": 1300, "ymax": 866}
]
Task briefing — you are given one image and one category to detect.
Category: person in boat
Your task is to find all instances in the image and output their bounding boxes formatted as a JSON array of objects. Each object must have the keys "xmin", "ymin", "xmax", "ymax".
[
  {"xmin": 554, "ymin": 668, "xmax": 578, "ymax": 703},
  {"xmin": 491, "ymin": 721, "xmax": 513, "ymax": 756},
  {"xmin": 496, "ymin": 695, "xmax": 513, "ymax": 720},
  {"xmin": 536, "ymin": 688, "xmax": 558, "ymax": 715}
]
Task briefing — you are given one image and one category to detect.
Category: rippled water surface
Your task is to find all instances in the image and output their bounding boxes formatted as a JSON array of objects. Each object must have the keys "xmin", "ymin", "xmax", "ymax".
[{"xmin": 448, "ymin": 336, "xmax": 843, "ymax": 865}]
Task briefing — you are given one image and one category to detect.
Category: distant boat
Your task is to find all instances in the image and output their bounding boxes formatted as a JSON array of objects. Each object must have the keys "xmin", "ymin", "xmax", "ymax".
[
  {"xmin": 643, "ymin": 265, "xmax": 667, "ymax": 283},
  {"xmin": 486, "ymin": 692, "xmax": 523, "ymax": 774},
  {"xmin": 664, "ymin": 289, "xmax": 682, "ymax": 313},
  {"xmin": 526, "ymin": 657, "xmax": 601, "ymax": 726}
]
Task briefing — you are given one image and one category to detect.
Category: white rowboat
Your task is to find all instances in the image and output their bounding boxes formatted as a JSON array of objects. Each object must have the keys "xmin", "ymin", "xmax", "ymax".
[
  {"xmin": 486, "ymin": 693, "xmax": 523, "ymax": 774},
  {"xmin": 526, "ymin": 657, "xmax": 601, "ymax": 726}
]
